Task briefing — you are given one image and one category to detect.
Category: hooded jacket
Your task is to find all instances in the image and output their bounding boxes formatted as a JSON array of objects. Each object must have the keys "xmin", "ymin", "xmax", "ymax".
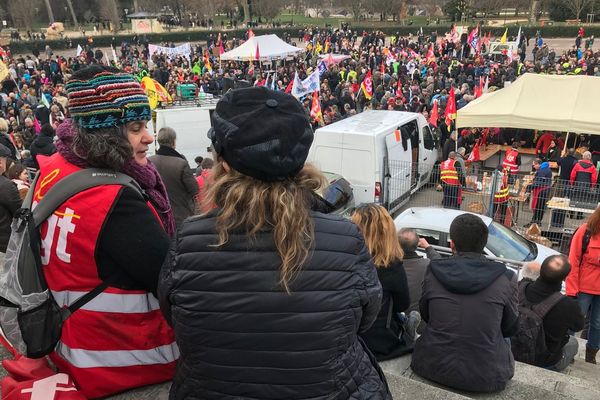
[{"xmin": 411, "ymin": 253, "xmax": 518, "ymax": 393}]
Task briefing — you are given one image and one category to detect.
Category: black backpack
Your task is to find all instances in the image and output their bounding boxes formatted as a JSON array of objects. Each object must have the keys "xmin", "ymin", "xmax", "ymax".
[
  {"xmin": 510, "ymin": 281, "xmax": 563, "ymax": 366},
  {"xmin": 0, "ymin": 169, "xmax": 144, "ymax": 358}
]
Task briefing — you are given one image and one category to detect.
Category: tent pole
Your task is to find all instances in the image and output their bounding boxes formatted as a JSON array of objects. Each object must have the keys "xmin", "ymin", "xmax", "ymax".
[{"xmin": 563, "ymin": 132, "xmax": 569, "ymax": 153}]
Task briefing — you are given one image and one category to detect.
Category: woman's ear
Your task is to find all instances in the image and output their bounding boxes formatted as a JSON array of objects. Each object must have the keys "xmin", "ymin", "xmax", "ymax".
[{"xmin": 222, "ymin": 161, "xmax": 231, "ymax": 173}]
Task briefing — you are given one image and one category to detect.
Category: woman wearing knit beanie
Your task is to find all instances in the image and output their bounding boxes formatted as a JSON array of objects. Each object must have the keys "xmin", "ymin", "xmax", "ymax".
[{"xmin": 32, "ymin": 65, "xmax": 178, "ymax": 398}]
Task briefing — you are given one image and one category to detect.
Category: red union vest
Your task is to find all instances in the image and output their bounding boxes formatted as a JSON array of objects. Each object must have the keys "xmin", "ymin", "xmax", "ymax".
[
  {"xmin": 502, "ymin": 149, "xmax": 519, "ymax": 174},
  {"xmin": 35, "ymin": 153, "xmax": 177, "ymax": 399},
  {"xmin": 440, "ymin": 159, "xmax": 460, "ymax": 185}
]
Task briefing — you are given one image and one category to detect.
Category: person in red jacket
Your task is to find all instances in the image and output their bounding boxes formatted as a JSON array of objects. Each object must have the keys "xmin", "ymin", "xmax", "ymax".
[
  {"xmin": 567, "ymin": 206, "xmax": 600, "ymax": 364},
  {"xmin": 536, "ymin": 132, "xmax": 557, "ymax": 156},
  {"xmin": 569, "ymin": 151, "xmax": 598, "ymax": 208}
]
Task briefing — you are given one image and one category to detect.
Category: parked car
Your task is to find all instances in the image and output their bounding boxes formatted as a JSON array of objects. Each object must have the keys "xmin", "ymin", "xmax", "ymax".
[{"xmin": 394, "ymin": 207, "xmax": 558, "ymax": 265}]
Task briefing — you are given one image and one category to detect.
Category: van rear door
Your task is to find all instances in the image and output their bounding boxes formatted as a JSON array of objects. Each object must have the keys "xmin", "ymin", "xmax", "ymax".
[{"xmin": 384, "ymin": 129, "xmax": 413, "ymax": 213}]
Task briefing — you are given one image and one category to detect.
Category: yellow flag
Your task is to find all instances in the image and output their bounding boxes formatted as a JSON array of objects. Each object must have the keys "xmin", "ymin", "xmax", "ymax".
[
  {"xmin": 500, "ymin": 28, "xmax": 508, "ymax": 44},
  {"xmin": 0, "ymin": 61, "xmax": 8, "ymax": 82}
]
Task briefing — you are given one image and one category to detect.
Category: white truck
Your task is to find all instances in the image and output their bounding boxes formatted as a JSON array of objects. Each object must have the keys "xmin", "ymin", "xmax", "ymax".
[
  {"xmin": 307, "ymin": 110, "xmax": 437, "ymax": 215},
  {"xmin": 148, "ymin": 100, "xmax": 218, "ymax": 166}
]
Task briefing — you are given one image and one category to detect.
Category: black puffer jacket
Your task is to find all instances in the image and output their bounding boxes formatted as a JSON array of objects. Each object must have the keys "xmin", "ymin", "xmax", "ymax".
[{"xmin": 159, "ymin": 210, "xmax": 390, "ymax": 400}]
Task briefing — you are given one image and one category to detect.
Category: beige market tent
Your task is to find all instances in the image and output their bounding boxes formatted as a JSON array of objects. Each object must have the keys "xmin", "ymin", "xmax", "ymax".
[
  {"xmin": 456, "ymin": 74, "xmax": 600, "ymax": 135},
  {"xmin": 220, "ymin": 34, "xmax": 303, "ymax": 62}
]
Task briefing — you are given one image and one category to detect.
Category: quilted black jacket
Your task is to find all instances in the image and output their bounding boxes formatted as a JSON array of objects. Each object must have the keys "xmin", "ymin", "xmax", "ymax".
[{"xmin": 159, "ymin": 210, "xmax": 390, "ymax": 400}]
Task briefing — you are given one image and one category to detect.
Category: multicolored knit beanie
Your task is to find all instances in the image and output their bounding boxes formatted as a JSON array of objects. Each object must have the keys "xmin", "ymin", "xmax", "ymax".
[{"xmin": 66, "ymin": 69, "xmax": 151, "ymax": 129}]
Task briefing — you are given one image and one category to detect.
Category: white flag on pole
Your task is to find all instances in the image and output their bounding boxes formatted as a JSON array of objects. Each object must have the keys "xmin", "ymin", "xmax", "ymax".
[
  {"xmin": 76, "ymin": 44, "xmax": 83, "ymax": 57},
  {"xmin": 291, "ymin": 70, "xmax": 320, "ymax": 99}
]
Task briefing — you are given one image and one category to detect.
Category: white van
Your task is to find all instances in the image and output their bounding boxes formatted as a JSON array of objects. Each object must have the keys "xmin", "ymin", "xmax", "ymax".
[
  {"xmin": 307, "ymin": 110, "xmax": 437, "ymax": 215},
  {"xmin": 149, "ymin": 100, "xmax": 218, "ymax": 166}
]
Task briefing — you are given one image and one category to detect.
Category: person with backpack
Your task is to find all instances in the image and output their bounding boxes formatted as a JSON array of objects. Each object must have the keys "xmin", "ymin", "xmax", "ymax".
[
  {"xmin": 511, "ymin": 255, "xmax": 584, "ymax": 370},
  {"xmin": 17, "ymin": 65, "xmax": 179, "ymax": 398},
  {"xmin": 567, "ymin": 207, "xmax": 600, "ymax": 364}
]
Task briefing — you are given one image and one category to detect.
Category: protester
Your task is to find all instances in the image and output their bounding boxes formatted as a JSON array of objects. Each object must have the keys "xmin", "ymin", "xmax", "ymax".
[
  {"xmin": 440, "ymin": 151, "xmax": 465, "ymax": 209},
  {"xmin": 411, "ymin": 213, "xmax": 518, "ymax": 393},
  {"xmin": 567, "ymin": 207, "xmax": 600, "ymax": 364},
  {"xmin": 0, "ymin": 143, "xmax": 21, "ymax": 259},
  {"xmin": 195, "ymin": 156, "xmax": 213, "ymax": 213},
  {"xmin": 149, "ymin": 127, "xmax": 199, "ymax": 228},
  {"xmin": 28, "ymin": 123, "xmax": 56, "ymax": 169},
  {"xmin": 159, "ymin": 87, "xmax": 390, "ymax": 399},
  {"xmin": 30, "ymin": 65, "xmax": 178, "ymax": 398},
  {"xmin": 513, "ymin": 255, "xmax": 584, "ymax": 370},
  {"xmin": 351, "ymin": 204, "xmax": 420, "ymax": 360},
  {"xmin": 527, "ymin": 158, "xmax": 552, "ymax": 226},
  {"xmin": 520, "ymin": 261, "xmax": 542, "ymax": 282},
  {"xmin": 398, "ymin": 229, "xmax": 441, "ymax": 313},
  {"xmin": 7, "ymin": 162, "xmax": 30, "ymax": 200}
]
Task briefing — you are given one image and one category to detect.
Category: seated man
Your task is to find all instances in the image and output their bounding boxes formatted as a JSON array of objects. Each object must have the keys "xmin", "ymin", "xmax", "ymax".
[
  {"xmin": 513, "ymin": 255, "xmax": 584, "ymax": 371},
  {"xmin": 411, "ymin": 214, "xmax": 518, "ymax": 393},
  {"xmin": 398, "ymin": 228, "xmax": 441, "ymax": 313}
]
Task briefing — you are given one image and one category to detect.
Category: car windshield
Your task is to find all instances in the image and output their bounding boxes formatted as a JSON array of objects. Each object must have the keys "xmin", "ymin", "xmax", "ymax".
[{"xmin": 486, "ymin": 222, "xmax": 537, "ymax": 261}]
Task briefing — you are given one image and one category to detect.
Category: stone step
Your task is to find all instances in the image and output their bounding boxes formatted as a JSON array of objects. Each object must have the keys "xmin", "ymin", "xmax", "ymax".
[
  {"xmin": 385, "ymin": 372, "xmax": 472, "ymax": 400},
  {"xmin": 380, "ymin": 353, "xmax": 599, "ymax": 400}
]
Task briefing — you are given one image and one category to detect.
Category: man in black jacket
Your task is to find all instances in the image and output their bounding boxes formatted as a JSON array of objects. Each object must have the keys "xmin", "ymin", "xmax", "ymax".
[
  {"xmin": 411, "ymin": 214, "xmax": 518, "ymax": 393},
  {"xmin": 520, "ymin": 255, "xmax": 584, "ymax": 370}
]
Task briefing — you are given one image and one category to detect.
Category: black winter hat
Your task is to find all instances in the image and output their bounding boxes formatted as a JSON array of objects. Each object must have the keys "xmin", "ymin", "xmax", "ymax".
[
  {"xmin": 209, "ymin": 86, "xmax": 314, "ymax": 182},
  {"xmin": 0, "ymin": 143, "xmax": 11, "ymax": 158}
]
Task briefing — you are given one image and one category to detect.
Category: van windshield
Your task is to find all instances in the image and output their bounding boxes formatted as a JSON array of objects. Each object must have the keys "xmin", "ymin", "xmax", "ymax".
[{"xmin": 486, "ymin": 222, "xmax": 537, "ymax": 261}]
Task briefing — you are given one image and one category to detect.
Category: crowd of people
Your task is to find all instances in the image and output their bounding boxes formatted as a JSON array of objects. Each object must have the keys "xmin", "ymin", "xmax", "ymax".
[{"xmin": 0, "ymin": 23, "xmax": 599, "ymax": 399}]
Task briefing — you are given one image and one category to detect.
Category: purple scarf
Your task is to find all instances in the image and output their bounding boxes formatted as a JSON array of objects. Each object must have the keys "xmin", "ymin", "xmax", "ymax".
[{"xmin": 55, "ymin": 119, "xmax": 176, "ymax": 236}]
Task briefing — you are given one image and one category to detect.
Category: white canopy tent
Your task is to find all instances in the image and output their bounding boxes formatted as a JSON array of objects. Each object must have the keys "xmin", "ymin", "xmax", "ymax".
[
  {"xmin": 220, "ymin": 34, "xmax": 303, "ymax": 62},
  {"xmin": 457, "ymin": 74, "xmax": 600, "ymax": 136}
]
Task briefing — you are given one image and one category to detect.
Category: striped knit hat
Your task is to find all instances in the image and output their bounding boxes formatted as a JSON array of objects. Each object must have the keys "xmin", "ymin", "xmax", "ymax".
[{"xmin": 66, "ymin": 69, "xmax": 151, "ymax": 129}]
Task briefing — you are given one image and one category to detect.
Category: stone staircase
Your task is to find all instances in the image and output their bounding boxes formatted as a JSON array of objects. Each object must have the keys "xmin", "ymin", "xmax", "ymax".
[{"xmin": 0, "ymin": 339, "xmax": 598, "ymax": 399}]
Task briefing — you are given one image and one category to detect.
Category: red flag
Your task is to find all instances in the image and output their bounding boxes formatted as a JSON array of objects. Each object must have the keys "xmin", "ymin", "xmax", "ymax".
[
  {"xmin": 474, "ymin": 77, "xmax": 483, "ymax": 98},
  {"xmin": 310, "ymin": 91, "xmax": 323, "ymax": 124},
  {"xmin": 429, "ymin": 99, "xmax": 439, "ymax": 127},
  {"xmin": 255, "ymin": 43, "xmax": 260, "ymax": 61},
  {"xmin": 380, "ymin": 62, "xmax": 385, "ymax": 75},
  {"xmin": 219, "ymin": 43, "xmax": 225, "ymax": 55},
  {"xmin": 284, "ymin": 79, "xmax": 293, "ymax": 94},
  {"xmin": 248, "ymin": 29, "xmax": 255, "ymax": 38},
  {"xmin": 426, "ymin": 44, "xmax": 435, "ymax": 62},
  {"xmin": 396, "ymin": 80, "xmax": 402, "ymax": 97},
  {"xmin": 467, "ymin": 140, "xmax": 481, "ymax": 162},
  {"xmin": 444, "ymin": 86, "xmax": 456, "ymax": 129},
  {"xmin": 394, "ymin": 129, "xmax": 401, "ymax": 142},
  {"xmin": 360, "ymin": 70, "xmax": 373, "ymax": 99}
]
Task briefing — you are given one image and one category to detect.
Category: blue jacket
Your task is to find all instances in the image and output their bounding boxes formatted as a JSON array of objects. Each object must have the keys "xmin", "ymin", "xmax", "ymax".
[{"xmin": 530, "ymin": 163, "xmax": 553, "ymax": 189}]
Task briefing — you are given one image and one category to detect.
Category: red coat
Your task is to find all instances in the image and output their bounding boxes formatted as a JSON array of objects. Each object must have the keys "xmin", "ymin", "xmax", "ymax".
[
  {"xmin": 535, "ymin": 133, "xmax": 555, "ymax": 154},
  {"xmin": 570, "ymin": 160, "xmax": 597, "ymax": 185},
  {"xmin": 567, "ymin": 224, "xmax": 600, "ymax": 296}
]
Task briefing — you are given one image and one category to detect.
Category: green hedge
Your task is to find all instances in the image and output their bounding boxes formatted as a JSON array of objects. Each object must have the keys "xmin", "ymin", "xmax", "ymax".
[{"xmin": 9, "ymin": 24, "xmax": 599, "ymax": 54}]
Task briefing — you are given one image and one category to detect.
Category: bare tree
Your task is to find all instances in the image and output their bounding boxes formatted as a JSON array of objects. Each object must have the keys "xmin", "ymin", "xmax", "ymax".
[
  {"xmin": 97, "ymin": 0, "xmax": 121, "ymax": 32},
  {"xmin": 253, "ymin": 0, "xmax": 282, "ymax": 19},
  {"xmin": 342, "ymin": 0, "xmax": 363, "ymax": 20},
  {"xmin": 561, "ymin": 0, "xmax": 595, "ymax": 20},
  {"xmin": 43, "ymin": 0, "xmax": 54, "ymax": 23},
  {"xmin": 8, "ymin": 0, "xmax": 41, "ymax": 29},
  {"xmin": 66, "ymin": 0, "xmax": 78, "ymax": 25}
]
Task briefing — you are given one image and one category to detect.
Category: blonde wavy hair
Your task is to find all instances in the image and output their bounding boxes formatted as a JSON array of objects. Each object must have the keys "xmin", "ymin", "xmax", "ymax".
[
  {"xmin": 351, "ymin": 204, "xmax": 404, "ymax": 267},
  {"xmin": 204, "ymin": 162, "xmax": 325, "ymax": 292}
]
